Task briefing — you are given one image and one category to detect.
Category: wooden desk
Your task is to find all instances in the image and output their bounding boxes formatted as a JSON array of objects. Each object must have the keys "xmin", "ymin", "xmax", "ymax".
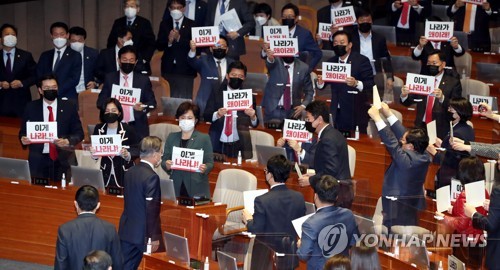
[{"xmin": 142, "ymin": 253, "xmax": 219, "ymax": 270}]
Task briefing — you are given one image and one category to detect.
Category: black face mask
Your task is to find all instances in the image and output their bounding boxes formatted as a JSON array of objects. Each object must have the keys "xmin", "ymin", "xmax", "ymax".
[
  {"xmin": 446, "ymin": 111, "xmax": 456, "ymax": 122},
  {"xmin": 103, "ymin": 113, "xmax": 119, "ymax": 123},
  {"xmin": 333, "ymin": 45, "xmax": 348, "ymax": 57},
  {"xmin": 358, "ymin": 23, "xmax": 372, "ymax": 33},
  {"xmin": 282, "ymin": 57, "xmax": 295, "ymax": 64},
  {"xmin": 427, "ymin": 65, "xmax": 440, "ymax": 76},
  {"xmin": 228, "ymin": 77, "xmax": 243, "ymax": 89},
  {"xmin": 43, "ymin": 90, "xmax": 58, "ymax": 101},
  {"xmin": 120, "ymin": 63, "xmax": 135, "ymax": 74},
  {"xmin": 212, "ymin": 48, "xmax": 227, "ymax": 60},
  {"xmin": 305, "ymin": 121, "xmax": 316, "ymax": 133},
  {"xmin": 282, "ymin": 18, "xmax": 295, "ymax": 29}
]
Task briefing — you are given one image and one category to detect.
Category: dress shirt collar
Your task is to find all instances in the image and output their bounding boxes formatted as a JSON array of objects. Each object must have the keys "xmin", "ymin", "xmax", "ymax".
[
  {"xmin": 141, "ymin": 159, "xmax": 155, "ymax": 170},
  {"xmin": 270, "ymin": 183, "xmax": 286, "ymax": 189},
  {"xmin": 317, "ymin": 124, "xmax": 329, "ymax": 139}
]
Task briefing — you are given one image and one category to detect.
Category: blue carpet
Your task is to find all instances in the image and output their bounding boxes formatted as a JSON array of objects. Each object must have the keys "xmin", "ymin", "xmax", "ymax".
[{"xmin": 0, "ymin": 259, "xmax": 51, "ymax": 270}]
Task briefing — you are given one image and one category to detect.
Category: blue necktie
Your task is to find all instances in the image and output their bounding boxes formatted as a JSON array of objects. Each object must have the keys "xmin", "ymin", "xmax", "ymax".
[
  {"xmin": 175, "ymin": 21, "xmax": 180, "ymax": 30},
  {"xmin": 53, "ymin": 50, "xmax": 61, "ymax": 71},
  {"xmin": 219, "ymin": 0, "xmax": 227, "ymax": 35},
  {"xmin": 5, "ymin": 52, "xmax": 12, "ymax": 75}
]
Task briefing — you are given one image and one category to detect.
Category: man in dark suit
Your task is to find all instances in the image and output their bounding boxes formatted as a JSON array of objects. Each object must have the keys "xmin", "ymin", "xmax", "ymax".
[
  {"xmin": 368, "ymin": 103, "xmax": 431, "ymax": 230},
  {"xmin": 316, "ymin": 0, "xmax": 360, "ymax": 50},
  {"xmin": 205, "ymin": 0, "xmax": 255, "ymax": 60},
  {"xmin": 97, "ymin": 45, "xmax": 157, "ymax": 140},
  {"xmin": 297, "ymin": 175, "xmax": 358, "ymax": 270},
  {"xmin": 317, "ymin": 30, "xmax": 375, "ymax": 133},
  {"xmin": 298, "ymin": 101, "xmax": 352, "ymax": 208},
  {"xmin": 163, "ymin": 0, "xmax": 207, "ymax": 27},
  {"xmin": 188, "ymin": 36, "xmax": 235, "ymax": 116},
  {"xmin": 0, "ymin": 23, "xmax": 37, "ymax": 117},
  {"xmin": 19, "ymin": 74, "xmax": 84, "ymax": 182},
  {"xmin": 95, "ymin": 28, "xmax": 134, "ymax": 84},
  {"xmin": 412, "ymin": 34, "xmax": 465, "ymax": 76},
  {"xmin": 69, "ymin": 26, "xmax": 99, "ymax": 93},
  {"xmin": 401, "ymin": 49, "xmax": 462, "ymax": 139},
  {"xmin": 447, "ymin": 0, "xmax": 494, "ymax": 52},
  {"xmin": 157, "ymin": 0, "xmax": 197, "ymax": 99},
  {"xmin": 119, "ymin": 136, "xmax": 163, "ymax": 270},
  {"xmin": 36, "ymin": 22, "xmax": 82, "ymax": 101},
  {"xmin": 389, "ymin": 0, "xmax": 431, "ymax": 45},
  {"xmin": 54, "ymin": 185, "xmax": 123, "ymax": 270},
  {"xmin": 106, "ymin": 0, "xmax": 156, "ymax": 74},
  {"xmin": 203, "ymin": 61, "xmax": 258, "ymax": 159},
  {"xmin": 262, "ymin": 47, "xmax": 314, "ymax": 123}
]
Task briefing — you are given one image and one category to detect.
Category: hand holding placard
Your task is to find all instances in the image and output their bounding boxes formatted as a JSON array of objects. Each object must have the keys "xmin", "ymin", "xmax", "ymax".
[{"xmin": 192, "ymin": 26, "xmax": 220, "ymax": 47}]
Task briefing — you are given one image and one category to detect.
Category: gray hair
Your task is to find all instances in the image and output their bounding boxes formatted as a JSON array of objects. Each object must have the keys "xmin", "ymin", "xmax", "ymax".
[
  {"xmin": 124, "ymin": 0, "xmax": 140, "ymax": 6},
  {"xmin": 140, "ymin": 136, "xmax": 162, "ymax": 158}
]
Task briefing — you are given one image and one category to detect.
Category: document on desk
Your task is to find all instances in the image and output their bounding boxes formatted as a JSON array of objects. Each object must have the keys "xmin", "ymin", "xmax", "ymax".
[
  {"xmin": 436, "ymin": 185, "xmax": 451, "ymax": 213},
  {"xmin": 243, "ymin": 189, "xmax": 268, "ymax": 215},
  {"xmin": 465, "ymin": 180, "xmax": 485, "ymax": 207},
  {"xmin": 292, "ymin": 213, "xmax": 314, "ymax": 238}
]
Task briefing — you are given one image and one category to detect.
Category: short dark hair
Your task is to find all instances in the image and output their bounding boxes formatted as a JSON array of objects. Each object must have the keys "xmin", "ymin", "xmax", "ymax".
[
  {"xmin": 350, "ymin": 242, "xmax": 381, "ymax": 270},
  {"xmin": 313, "ymin": 175, "xmax": 340, "ymax": 204},
  {"xmin": 332, "ymin": 30, "xmax": 352, "ymax": 43},
  {"xmin": 428, "ymin": 49, "xmax": 446, "ymax": 62},
  {"xmin": 405, "ymin": 128, "xmax": 429, "ymax": 154},
  {"xmin": 0, "ymin": 23, "xmax": 17, "ymax": 36},
  {"xmin": 99, "ymin": 98, "xmax": 124, "ymax": 123},
  {"xmin": 281, "ymin": 3, "xmax": 299, "ymax": 16},
  {"xmin": 254, "ymin": 3, "xmax": 272, "ymax": 16},
  {"xmin": 167, "ymin": 0, "xmax": 186, "ymax": 8},
  {"xmin": 305, "ymin": 100, "xmax": 330, "ymax": 124},
  {"xmin": 117, "ymin": 27, "xmax": 132, "ymax": 39},
  {"xmin": 457, "ymin": 156, "xmax": 485, "ymax": 186},
  {"xmin": 356, "ymin": 9, "xmax": 372, "ymax": 19},
  {"xmin": 118, "ymin": 45, "xmax": 137, "ymax": 59},
  {"xmin": 266, "ymin": 154, "xmax": 291, "ymax": 183},
  {"xmin": 449, "ymin": 97, "xmax": 473, "ymax": 122},
  {"xmin": 75, "ymin": 185, "xmax": 100, "ymax": 212},
  {"xmin": 38, "ymin": 74, "xmax": 59, "ymax": 88},
  {"xmin": 175, "ymin": 101, "xmax": 200, "ymax": 122},
  {"xmin": 227, "ymin": 60, "xmax": 247, "ymax": 76},
  {"xmin": 323, "ymin": 255, "xmax": 351, "ymax": 270},
  {"xmin": 83, "ymin": 250, "xmax": 112, "ymax": 270},
  {"xmin": 50, "ymin": 22, "xmax": 69, "ymax": 34},
  {"xmin": 69, "ymin": 26, "xmax": 87, "ymax": 39}
]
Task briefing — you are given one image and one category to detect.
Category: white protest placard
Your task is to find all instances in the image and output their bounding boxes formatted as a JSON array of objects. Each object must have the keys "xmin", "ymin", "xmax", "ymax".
[
  {"xmin": 223, "ymin": 89, "xmax": 253, "ymax": 111},
  {"xmin": 331, "ymin": 6, "xmax": 356, "ymax": 27},
  {"xmin": 26, "ymin": 122, "xmax": 58, "ymax": 143},
  {"xmin": 171, "ymin": 146, "xmax": 204, "ymax": 172},
  {"xmin": 91, "ymin": 134, "xmax": 122, "ymax": 157},
  {"xmin": 318, "ymin": 23, "xmax": 332, "ymax": 41},
  {"xmin": 192, "ymin": 26, "xmax": 220, "ymax": 47},
  {"xmin": 373, "ymin": 85, "xmax": 382, "ymax": 109},
  {"xmin": 425, "ymin": 21, "xmax": 454, "ymax": 41},
  {"xmin": 462, "ymin": 0, "xmax": 484, "ymax": 5},
  {"xmin": 469, "ymin": 94, "xmax": 494, "ymax": 115},
  {"xmin": 292, "ymin": 213, "xmax": 314, "ymax": 238},
  {"xmin": 322, "ymin": 62, "xmax": 351, "ymax": 83},
  {"xmin": 243, "ymin": 189, "xmax": 269, "ymax": 215},
  {"xmin": 220, "ymin": 9, "xmax": 242, "ymax": 32},
  {"xmin": 270, "ymin": 38, "xmax": 299, "ymax": 57},
  {"xmin": 263, "ymin": 26, "xmax": 289, "ymax": 43},
  {"xmin": 451, "ymin": 178, "xmax": 463, "ymax": 202},
  {"xmin": 465, "ymin": 180, "xmax": 486, "ymax": 207},
  {"xmin": 406, "ymin": 73, "xmax": 435, "ymax": 96},
  {"xmin": 427, "ymin": 120, "xmax": 437, "ymax": 145},
  {"xmin": 283, "ymin": 119, "xmax": 312, "ymax": 142},
  {"xmin": 111, "ymin": 84, "xmax": 141, "ymax": 106},
  {"xmin": 436, "ymin": 185, "xmax": 451, "ymax": 213}
]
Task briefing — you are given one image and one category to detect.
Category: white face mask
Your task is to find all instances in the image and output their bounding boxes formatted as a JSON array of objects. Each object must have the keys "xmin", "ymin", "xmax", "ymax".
[
  {"xmin": 125, "ymin": 7, "xmax": 137, "ymax": 19},
  {"xmin": 179, "ymin": 119, "xmax": 195, "ymax": 132},
  {"xmin": 170, "ymin": 9, "xmax": 183, "ymax": 21},
  {"xmin": 70, "ymin": 42, "xmax": 84, "ymax": 52},
  {"xmin": 123, "ymin": 39, "xmax": 134, "ymax": 47},
  {"xmin": 255, "ymin": 16, "xmax": 268, "ymax": 26},
  {"xmin": 53, "ymin": 37, "xmax": 67, "ymax": 48},
  {"xmin": 2, "ymin": 35, "xmax": 17, "ymax": 47}
]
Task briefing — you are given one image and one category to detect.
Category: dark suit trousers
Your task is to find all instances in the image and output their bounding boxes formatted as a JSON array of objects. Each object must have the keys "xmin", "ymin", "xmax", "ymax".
[
  {"xmin": 382, "ymin": 197, "xmax": 419, "ymax": 232},
  {"xmin": 29, "ymin": 151, "xmax": 66, "ymax": 182},
  {"xmin": 337, "ymin": 180, "xmax": 354, "ymax": 209},
  {"xmin": 264, "ymin": 106, "xmax": 293, "ymax": 123},
  {"xmin": 121, "ymin": 240, "xmax": 144, "ymax": 270},
  {"xmin": 163, "ymin": 73, "xmax": 194, "ymax": 99}
]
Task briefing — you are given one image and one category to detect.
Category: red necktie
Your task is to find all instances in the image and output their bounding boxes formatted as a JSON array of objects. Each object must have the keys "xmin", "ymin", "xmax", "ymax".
[
  {"xmin": 400, "ymin": 3, "xmax": 410, "ymax": 26},
  {"xmin": 284, "ymin": 65, "xmax": 291, "ymax": 111},
  {"xmin": 122, "ymin": 75, "xmax": 132, "ymax": 122},
  {"xmin": 47, "ymin": 106, "xmax": 58, "ymax": 161},
  {"xmin": 425, "ymin": 79, "xmax": 438, "ymax": 124},
  {"xmin": 224, "ymin": 111, "xmax": 233, "ymax": 137}
]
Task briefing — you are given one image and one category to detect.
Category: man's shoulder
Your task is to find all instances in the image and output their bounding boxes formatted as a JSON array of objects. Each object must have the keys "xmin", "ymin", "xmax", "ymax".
[{"xmin": 136, "ymin": 15, "xmax": 153, "ymax": 25}]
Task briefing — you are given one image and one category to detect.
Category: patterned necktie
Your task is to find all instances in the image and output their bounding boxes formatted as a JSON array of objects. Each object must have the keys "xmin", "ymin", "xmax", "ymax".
[
  {"xmin": 284, "ymin": 65, "xmax": 291, "ymax": 111},
  {"xmin": 224, "ymin": 111, "xmax": 233, "ymax": 137},
  {"xmin": 47, "ymin": 106, "xmax": 58, "ymax": 161},
  {"xmin": 217, "ymin": 61, "xmax": 222, "ymax": 82},
  {"xmin": 123, "ymin": 75, "xmax": 132, "ymax": 122},
  {"xmin": 425, "ymin": 78, "xmax": 438, "ymax": 124},
  {"xmin": 400, "ymin": 2, "xmax": 410, "ymax": 26}
]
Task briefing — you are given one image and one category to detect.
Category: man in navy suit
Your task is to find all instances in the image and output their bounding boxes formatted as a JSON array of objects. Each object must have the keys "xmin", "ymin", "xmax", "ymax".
[
  {"xmin": 19, "ymin": 74, "xmax": 84, "ymax": 181},
  {"xmin": 412, "ymin": 34, "xmax": 465, "ymax": 76},
  {"xmin": 317, "ymin": 30, "xmax": 375, "ymax": 133},
  {"xmin": 95, "ymin": 28, "xmax": 134, "ymax": 84},
  {"xmin": 119, "ymin": 136, "xmax": 163, "ymax": 270},
  {"xmin": 261, "ymin": 47, "xmax": 314, "ymax": 123},
  {"xmin": 188, "ymin": 36, "xmax": 235, "ymax": 117},
  {"xmin": 69, "ymin": 26, "xmax": 98, "ymax": 93},
  {"xmin": 389, "ymin": 0, "xmax": 431, "ymax": 45},
  {"xmin": 36, "ymin": 22, "xmax": 82, "ymax": 101},
  {"xmin": 157, "ymin": 0, "xmax": 197, "ymax": 99},
  {"xmin": 316, "ymin": 0, "xmax": 361, "ymax": 50},
  {"xmin": 0, "ymin": 23, "xmax": 37, "ymax": 117},
  {"xmin": 297, "ymin": 175, "xmax": 358, "ymax": 270},
  {"xmin": 368, "ymin": 103, "xmax": 431, "ymax": 230},
  {"xmin": 205, "ymin": 0, "xmax": 255, "ymax": 59},
  {"xmin": 97, "ymin": 45, "xmax": 157, "ymax": 140},
  {"xmin": 106, "ymin": 0, "xmax": 156, "ymax": 74},
  {"xmin": 163, "ymin": 0, "xmax": 207, "ymax": 27},
  {"xmin": 54, "ymin": 185, "xmax": 123, "ymax": 270}
]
